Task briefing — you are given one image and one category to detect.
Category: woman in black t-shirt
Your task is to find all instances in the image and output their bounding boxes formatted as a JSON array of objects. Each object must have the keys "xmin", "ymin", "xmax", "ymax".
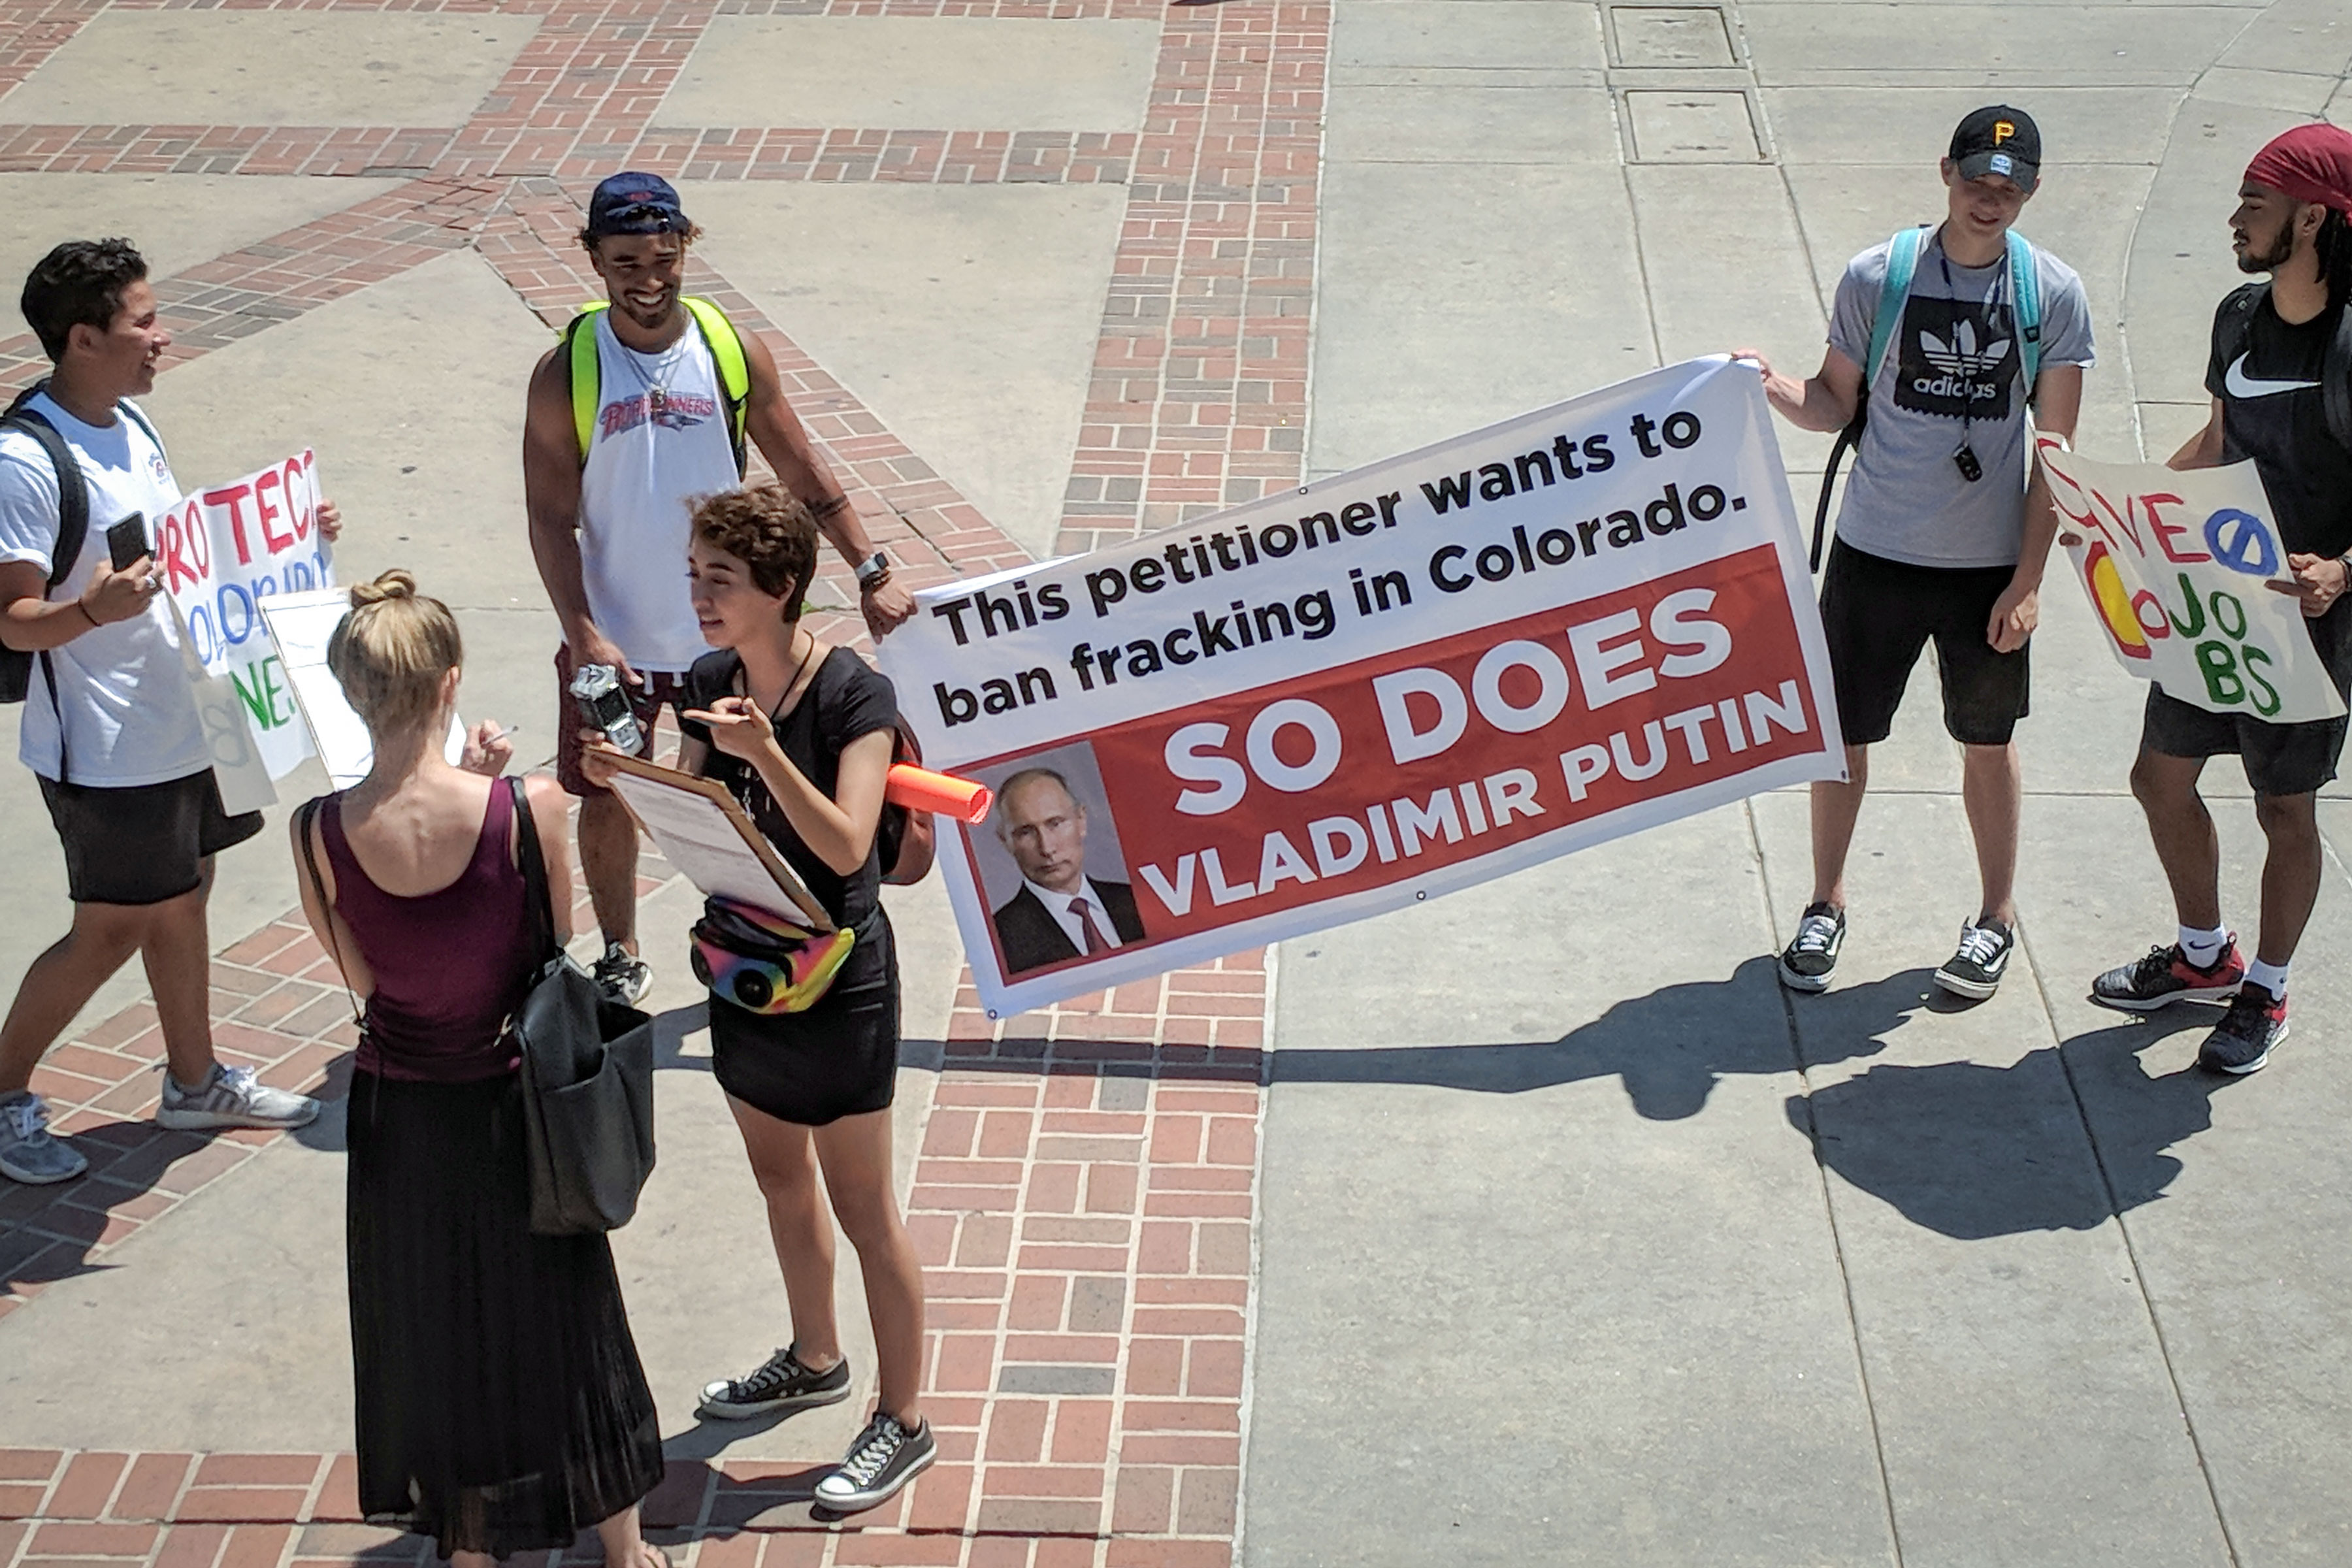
[{"xmin": 578, "ymin": 486, "xmax": 932, "ymax": 1513}]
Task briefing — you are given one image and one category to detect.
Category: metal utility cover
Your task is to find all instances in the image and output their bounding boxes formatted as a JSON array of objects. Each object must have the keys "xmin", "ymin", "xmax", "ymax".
[
  {"xmin": 1608, "ymin": 7, "xmax": 1737, "ymax": 69},
  {"xmin": 1624, "ymin": 90, "xmax": 1763, "ymax": 161}
]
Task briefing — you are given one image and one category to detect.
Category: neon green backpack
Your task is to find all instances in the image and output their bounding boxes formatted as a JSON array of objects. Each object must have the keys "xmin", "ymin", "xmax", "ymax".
[{"xmin": 563, "ymin": 296, "xmax": 751, "ymax": 475}]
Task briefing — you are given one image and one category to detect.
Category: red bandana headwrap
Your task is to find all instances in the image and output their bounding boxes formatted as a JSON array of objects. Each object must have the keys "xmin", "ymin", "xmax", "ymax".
[{"xmin": 2244, "ymin": 123, "xmax": 2352, "ymax": 216}]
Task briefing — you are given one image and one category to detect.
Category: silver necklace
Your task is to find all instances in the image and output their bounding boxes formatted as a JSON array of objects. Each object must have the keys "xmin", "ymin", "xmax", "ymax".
[{"xmin": 610, "ymin": 317, "xmax": 693, "ymax": 405}]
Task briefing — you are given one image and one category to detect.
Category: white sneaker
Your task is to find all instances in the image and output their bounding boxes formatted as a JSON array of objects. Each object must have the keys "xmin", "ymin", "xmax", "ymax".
[
  {"xmin": 0, "ymin": 1091, "xmax": 88, "ymax": 1184},
  {"xmin": 155, "ymin": 1064, "xmax": 319, "ymax": 1132}
]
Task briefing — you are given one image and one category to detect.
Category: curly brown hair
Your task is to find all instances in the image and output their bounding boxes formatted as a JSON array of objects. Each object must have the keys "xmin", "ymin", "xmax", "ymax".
[{"xmin": 691, "ymin": 485, "xmax": 819, "ymax": 609}]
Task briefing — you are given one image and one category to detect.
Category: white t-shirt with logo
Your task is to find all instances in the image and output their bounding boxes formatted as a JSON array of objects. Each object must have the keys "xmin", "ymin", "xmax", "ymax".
[
  {"xmin": 578, "ymin": 310, "xmax": 741, "ymax": 674},
  {"xmin": 0, "ymin": 392, "xmax": 208, "ymax": 786}
]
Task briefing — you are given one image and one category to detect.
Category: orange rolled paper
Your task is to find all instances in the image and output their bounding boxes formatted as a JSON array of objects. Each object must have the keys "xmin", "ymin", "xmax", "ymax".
[{"xmin": 887, "ymin": 763, "xmax": 992, "ymax": 823}]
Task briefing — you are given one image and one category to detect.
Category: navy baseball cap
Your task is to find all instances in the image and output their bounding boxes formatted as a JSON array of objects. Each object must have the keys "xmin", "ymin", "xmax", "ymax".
[
  {"xmin": 1950, "ymin": 106, "xmax": 2040, "ymax": 193},
  {"xmin": 585, "ymin": 172, "xmax": 692, "ymax": 237}
]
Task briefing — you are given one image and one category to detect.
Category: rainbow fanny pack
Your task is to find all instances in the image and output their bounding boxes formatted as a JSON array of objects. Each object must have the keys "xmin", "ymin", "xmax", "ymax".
[{"xmin": 690, "ymin": 896, "xmax": 857, "ymax": 1015}]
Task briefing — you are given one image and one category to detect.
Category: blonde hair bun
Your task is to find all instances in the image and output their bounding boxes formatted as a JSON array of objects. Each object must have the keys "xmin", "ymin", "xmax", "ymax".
[
  {"xmin": 348, "ymin": 570, "xmax": 417, "ymax": 608},
  {"xmin": 328, "ymin": 570, "xmax": 462, "ymax": 736}
]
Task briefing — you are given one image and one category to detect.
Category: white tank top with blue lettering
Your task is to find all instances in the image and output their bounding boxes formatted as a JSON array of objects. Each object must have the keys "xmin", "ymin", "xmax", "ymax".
[{"xmin": 578, "ymin": 309, "xmax": 740, "ymax": 673}]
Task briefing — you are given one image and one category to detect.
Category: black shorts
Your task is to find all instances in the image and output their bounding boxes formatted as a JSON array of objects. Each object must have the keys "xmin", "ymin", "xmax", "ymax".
[
  {"xmin": 708, "ymin": 917, "xmax": 900, "ymax": 1127},
  {"xmin": 39, "ymin": 768, "xmax": 263, "ymax": 906},
  {"xmin": 1819, "ymin": 539, "xmax": 2031, "ymax": 747},
  {"xmin": 2140, "ymin": 600, "xmax": 2352, "ymax": 796}
]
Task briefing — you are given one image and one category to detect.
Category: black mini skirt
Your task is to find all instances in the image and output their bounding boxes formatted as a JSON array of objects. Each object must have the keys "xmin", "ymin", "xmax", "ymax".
[{"xmin": 708, "ymin": 911, "xmax": 901, "ymax": 1126}]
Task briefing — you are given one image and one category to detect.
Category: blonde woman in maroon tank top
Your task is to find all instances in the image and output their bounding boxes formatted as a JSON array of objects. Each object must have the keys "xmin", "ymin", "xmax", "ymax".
[{"xmin": 290, "ymin": 571, "xmax": 668, "ymax": 1568}]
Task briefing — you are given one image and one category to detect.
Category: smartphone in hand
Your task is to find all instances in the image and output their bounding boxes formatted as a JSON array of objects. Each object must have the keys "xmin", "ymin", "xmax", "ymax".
[{"xmin": 105, "ymin": 513, "xmax": 150, "ymax": 572}]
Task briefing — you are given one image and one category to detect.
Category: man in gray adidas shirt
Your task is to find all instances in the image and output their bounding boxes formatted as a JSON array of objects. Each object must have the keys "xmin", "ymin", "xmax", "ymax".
[{"xmin": 1737, "ymin": 106, "xmax": 2094, "ymax": 1001}]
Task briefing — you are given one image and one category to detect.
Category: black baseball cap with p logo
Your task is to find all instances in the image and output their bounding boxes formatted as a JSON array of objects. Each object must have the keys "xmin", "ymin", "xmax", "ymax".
[{"xmin": 1950, "ymin": 106, "xmax": 2040, "ymax": 193}]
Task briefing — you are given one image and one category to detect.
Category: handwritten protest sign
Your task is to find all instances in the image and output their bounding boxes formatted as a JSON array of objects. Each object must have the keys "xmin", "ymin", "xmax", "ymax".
[
  {"xmin": 2038, "ymin": 438, "xmax": 2345, "ymax": 723},
  {"xmin": 879, "ymin": 358, "xmax": 1846, "ymax": 1015},
  {"xmin": 261, "ymin": 587, "xmax": 467, "ymax": 789},
  {"xmin": 155, "ymin": 450, "xmax": 333, "ymax": 779}
]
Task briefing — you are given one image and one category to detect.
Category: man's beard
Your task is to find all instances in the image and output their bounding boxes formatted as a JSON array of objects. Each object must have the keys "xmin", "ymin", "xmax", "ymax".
[{"xmin": 2237, "ymin": 223, "xmax": 2295, "ymax": 274}]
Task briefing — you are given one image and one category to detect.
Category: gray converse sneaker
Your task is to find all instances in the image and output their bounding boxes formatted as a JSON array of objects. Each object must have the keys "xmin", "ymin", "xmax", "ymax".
[
  {"xmin": 155, "ymin": 1064, "xmax": 319, "ymax": 1132},
  {"xmin": 0, "ymin": 1091, "xmax": 88, "ymax": 1184},
  {"xmin": 813, "ymin": 1412, "xmax": 936, "ymax": 1514}
]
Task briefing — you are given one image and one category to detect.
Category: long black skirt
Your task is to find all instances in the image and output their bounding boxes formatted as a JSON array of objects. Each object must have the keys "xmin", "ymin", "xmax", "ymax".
[{"xmin": 346, "ymin": 1069, "xmax": 664, "ymax": 1559}]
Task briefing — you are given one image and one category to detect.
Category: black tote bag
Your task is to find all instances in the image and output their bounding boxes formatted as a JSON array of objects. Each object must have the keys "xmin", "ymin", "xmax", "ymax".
[{"xmin": 507, "ymin": 777, "xmax": 659, "ymax": 1235}]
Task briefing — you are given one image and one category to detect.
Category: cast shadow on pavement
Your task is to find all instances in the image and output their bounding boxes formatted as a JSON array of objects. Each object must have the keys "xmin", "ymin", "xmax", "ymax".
[
  {"xmin": 1268, "ymin": 955, "xmax": 1913, "ymax": 1120},
  {"xmin": 1789, "ymin": 1007, "xmax": 2233, "ymax": 1240}
]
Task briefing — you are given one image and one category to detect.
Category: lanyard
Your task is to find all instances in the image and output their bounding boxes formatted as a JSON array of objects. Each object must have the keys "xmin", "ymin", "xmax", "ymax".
[{"xmin": 1936, "ymin": 238, "xmax": 2012, "ymax": 449}]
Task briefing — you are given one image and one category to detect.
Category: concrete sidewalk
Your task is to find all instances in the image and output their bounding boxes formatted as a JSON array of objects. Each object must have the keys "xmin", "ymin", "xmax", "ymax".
[
  {"xmin": 3, "ymin": 1, "xmax": 2352, "ymax": 1566},
  {"xmin": 1242, "ymin": 3, "xmax": 2352, "ymax": 1565}
]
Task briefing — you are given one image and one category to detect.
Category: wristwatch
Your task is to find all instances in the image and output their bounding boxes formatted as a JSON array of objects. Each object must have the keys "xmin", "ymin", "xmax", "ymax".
[{"xmin": 855, "ymin": 551, "xmax": 892, "ymax": 593}]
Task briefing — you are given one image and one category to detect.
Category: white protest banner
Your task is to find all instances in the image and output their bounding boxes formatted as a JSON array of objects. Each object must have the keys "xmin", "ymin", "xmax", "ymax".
[
  {"xmin": 2038, "ymin": 437, "xmax": 2345, "ymax": 723},
  {"xmin": 155, "ymin": 450, "xmax": 333, "ymax": 779},
  {"xmin": 877, "ymin": 357, "xmax": 1846, "ymax": 1016},
  {"xmin": 166, "ymin": 596, "xmax": 276, "ymax": 815}
]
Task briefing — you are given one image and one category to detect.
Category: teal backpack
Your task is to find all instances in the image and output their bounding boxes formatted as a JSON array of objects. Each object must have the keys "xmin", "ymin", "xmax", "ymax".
[{"xmin": 1810, "ymin": 225, "xmax": 2045, "ymax": 569}]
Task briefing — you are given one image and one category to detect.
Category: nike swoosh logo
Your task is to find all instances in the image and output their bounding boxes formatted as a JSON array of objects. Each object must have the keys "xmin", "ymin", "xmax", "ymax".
[{"xmin": 2225, "ymin": 352, "xmax": 2321, "ymax": 399}]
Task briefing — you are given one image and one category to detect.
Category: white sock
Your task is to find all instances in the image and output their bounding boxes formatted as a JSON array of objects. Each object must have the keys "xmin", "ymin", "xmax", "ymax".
[
  {"xmin": 2245, "ymin": 957, "xmax": 2290, "ymax": 999},
  {"xmin": 2178, "ymin": 924, "xmax": 2228, "ymax": 967}
]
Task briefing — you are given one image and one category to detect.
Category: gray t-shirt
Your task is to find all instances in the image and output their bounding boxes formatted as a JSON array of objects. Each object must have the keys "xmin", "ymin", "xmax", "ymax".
[{"xmin": 1827, "ymin": 229, "xmax": 2095, "ymax": 569}]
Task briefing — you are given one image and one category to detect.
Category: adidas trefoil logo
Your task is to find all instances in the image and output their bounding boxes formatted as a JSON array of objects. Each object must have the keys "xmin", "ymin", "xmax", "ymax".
[{"xmin": 1919, "ymin": 319, "xmax": 2010, "ymax": 378}]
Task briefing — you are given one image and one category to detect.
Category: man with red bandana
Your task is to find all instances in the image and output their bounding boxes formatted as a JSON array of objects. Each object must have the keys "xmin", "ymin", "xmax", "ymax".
[{"xmin": 2091, "ymin": 124, "xmax": 2352, "ymax": 1074}]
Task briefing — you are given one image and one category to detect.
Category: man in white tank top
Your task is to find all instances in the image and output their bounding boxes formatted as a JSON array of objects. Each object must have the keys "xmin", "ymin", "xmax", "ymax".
[{"xmin": 524, "ymin": 174, "xmax": 914, "ymax": 1005}]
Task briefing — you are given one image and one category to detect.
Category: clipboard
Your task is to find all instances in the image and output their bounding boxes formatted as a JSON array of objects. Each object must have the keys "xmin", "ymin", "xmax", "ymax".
[{"xmin": 599, "ymin": 751, "xmax": 835, "ymax": 932}]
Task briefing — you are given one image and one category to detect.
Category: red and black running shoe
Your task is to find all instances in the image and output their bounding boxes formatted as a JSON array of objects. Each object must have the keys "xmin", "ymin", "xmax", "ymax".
[
  {"xmin": 2199, "ymin": 982, "xmax": 2287, "ymax": 1075},
  {"xmin": 2090, "ymin": 940, "xmax": 2245, "ymax": 1013}
]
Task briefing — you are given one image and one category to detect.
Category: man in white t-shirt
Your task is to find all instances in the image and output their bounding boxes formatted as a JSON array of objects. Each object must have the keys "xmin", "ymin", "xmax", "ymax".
[
  {"xmin": 525, "ymin": 173, "xmax": 915, "ymax": 1006},
  {"xmin": 0, "ymin": 239, "xmax": 326, "ymax": 1185}
]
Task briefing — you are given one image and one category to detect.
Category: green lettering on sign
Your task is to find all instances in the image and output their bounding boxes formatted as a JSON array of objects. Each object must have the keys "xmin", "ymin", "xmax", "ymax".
[{"xmin": 231, "ymin": 661, "xmax": 288, "ymax": 730}]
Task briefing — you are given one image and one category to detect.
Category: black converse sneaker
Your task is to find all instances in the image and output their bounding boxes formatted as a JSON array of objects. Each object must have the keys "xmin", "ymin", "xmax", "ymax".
[
  {"xmin": 2198, "ymin": 983, "xmax": 2288, "ymax": 1075},
  {"xmin": 592, "ymin": 941, "xmax": 653, "ymax": 1007},
  {"xmin": 696, "ymin": 1345, "xmax": 851, "ymax": 1420},
  {"xmin": 1778, "ymin": 902, "xmax": 1846, "ymax": 992},
  {"xmin": 814, "ymin": 1412, "xmax": 936, "ymax": 1514},
  {"xmin": 1934, "ymin": 918, "xmax": 2015, "ymax": 1000}
]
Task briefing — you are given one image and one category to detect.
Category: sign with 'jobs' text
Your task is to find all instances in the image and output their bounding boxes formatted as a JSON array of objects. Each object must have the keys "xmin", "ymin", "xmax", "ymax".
[{"xmin": 2040, "ymin": 437, "xmax": 2344, "ymax": 724}]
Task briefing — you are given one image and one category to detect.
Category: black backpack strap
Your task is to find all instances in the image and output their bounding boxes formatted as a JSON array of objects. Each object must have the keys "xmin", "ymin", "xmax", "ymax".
[
  {"xmin": 506, "ymin": 775, "xmax": 561, "ymax": 966},
  {"xmin": 2214, "ymin": 282, "xmax": 2267, "ymax": 379},
  {"xmin": 2326, "ymin": 297, "xmax": 2352, "ymax": 456},
  {"xmin": 1, "ymin": 395, "xmax": 91, "ymax": 781},
  {"xmin": 114, "ymin": 397, "xmax": 165, "ymax": 461},
  {"xmin": 1810, "ymin": 391, "xmax": 1866, "ymax": 574},
  {"xmin": 0, "ymin": 404, "xmax": 90, "ymax": 599}
]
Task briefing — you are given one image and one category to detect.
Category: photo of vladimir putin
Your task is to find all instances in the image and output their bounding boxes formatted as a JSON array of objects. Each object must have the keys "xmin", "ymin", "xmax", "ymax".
[{"xmin": 991, "ymin": 767, "xmax": 1146, "ymax": 975}]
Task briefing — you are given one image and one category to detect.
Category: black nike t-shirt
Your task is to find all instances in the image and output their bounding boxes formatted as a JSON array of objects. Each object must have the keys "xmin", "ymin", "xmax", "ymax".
[{"xmin": 2204, "ymin": 286, "xmax": 2352, "ymax": 558}]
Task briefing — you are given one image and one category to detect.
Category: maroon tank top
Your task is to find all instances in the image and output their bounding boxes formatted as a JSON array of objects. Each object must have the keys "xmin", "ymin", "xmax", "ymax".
[{"xmin": 322, "ymin": 782, "xmax": 539, "ymax": 1083}]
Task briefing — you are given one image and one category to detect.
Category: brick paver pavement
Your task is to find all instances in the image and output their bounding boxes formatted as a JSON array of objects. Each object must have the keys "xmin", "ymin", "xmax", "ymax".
[{"xmin": 0, "ymin": 0, "xmax": 1326, "ymax": 1560}]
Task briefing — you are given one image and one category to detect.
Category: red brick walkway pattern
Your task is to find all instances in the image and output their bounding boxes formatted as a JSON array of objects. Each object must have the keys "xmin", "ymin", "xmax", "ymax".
[
  {"xmin": 0, "ymin": 956, "xmax": 1268, "ymax": 1568},
  {"xmin": 0, "ymin": 0, "xmax": 1325, "ymax": 1560}
]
